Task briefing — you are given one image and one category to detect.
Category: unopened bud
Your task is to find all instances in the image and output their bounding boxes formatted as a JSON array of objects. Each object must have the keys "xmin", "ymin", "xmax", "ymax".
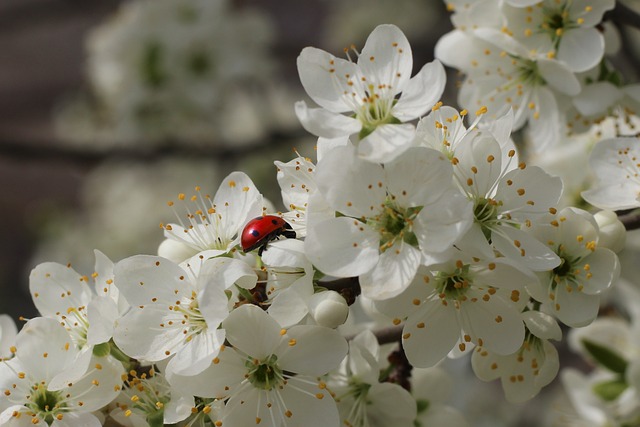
[
  {"xmin": 308, "ymin": 291, "xmax": 349, "ymax": 329},
  {"xmin": 594, "ymin": 210, "xmax": 626, "ymax": 253}
]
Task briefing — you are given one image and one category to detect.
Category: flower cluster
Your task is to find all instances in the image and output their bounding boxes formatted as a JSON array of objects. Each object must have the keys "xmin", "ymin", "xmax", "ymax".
[
  {"xmin": 435, "ymin": 0, "xmax": 639, "ymax": 150},
  {"xmin": 4, "ymin": 18, "xmax": 637, "ymax": 427},
  {"xmin": 55, "ymin": 0, "xmax": 292, "ymax": 147}
]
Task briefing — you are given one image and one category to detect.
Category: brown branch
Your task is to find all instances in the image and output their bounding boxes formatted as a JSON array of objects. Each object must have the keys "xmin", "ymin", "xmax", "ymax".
[
  {"xmin": 619, "ymin": 209, "xmax": 640, "ymax": 230},
  {"xmin": 345, "ymin": 325, "xmax": 404, "ymax": 346}
]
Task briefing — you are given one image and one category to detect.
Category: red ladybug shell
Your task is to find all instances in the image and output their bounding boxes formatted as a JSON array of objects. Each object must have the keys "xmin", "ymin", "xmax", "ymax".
[{"xmin": 241, "ymin": 215, "xmax": 295, "ymax": 253}]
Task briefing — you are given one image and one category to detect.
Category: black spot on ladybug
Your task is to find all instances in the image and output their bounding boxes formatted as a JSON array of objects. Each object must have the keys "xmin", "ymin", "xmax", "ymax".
[{"xmin": 241, "ymin": 215, "xmax": 296, "ymax": 256}]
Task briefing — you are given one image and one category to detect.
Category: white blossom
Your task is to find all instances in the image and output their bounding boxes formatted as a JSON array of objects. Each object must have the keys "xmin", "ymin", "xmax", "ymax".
[
  {"xmin": 159, "ymin": 171, "xmax": 264, "ymax": 264},
  {"xmin": 327, "ymin": 330, "xmax": 416, "ymax": 427},
  {"xmin": 113, "ymin": 255, "xmax": 256, "ymax": 376},
  {"xmin": 167, "ymin": 304, "xmax": 348, "ymax": 427},
  {"xmin": 528, "ymin": 207, "xmax": 620, "ymax": 327},
  {"xmin": 306, "ymin": 144, "xmax": 472, "ymax": 300},
  {"xmin": 0, "ymin": 318, "xmax": 124, "ymax": 426},
  {"xmin": 296, "ymin": 24, "xmax": 445, "ymax": 163},
  {"xmin": 582, "ymin": 138, "xmax": 640, "ymax": 210},
  {"xmin": 375, "ymin": 258, "xmax": 532, "ymax": 368},
  {"xmin": 471, "ymin": 310, "xmax": 561, "ymax": 402}
]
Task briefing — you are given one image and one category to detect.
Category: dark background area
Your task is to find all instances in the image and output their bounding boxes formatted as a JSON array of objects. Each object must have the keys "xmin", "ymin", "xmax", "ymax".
[{"xmin": 0, "ymin": 0, "xmax": 452, "ymax": 321}]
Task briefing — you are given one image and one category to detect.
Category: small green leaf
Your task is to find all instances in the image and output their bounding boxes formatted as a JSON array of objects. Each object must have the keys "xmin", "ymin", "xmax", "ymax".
[
  {"xmin": 593, "ymin": 378, "xmax": 628, "ymax": 402},
  {"xmin": 582, "ymin": 339, "xmax": 628, "ymax": 374},
  {"xmin": 92, "ymin": 342, "xmax": 111, "ymax": 358}
]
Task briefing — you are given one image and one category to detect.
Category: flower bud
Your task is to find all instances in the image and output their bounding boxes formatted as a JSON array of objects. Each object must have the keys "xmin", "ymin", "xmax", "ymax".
[
  {"xmin": 157, "ymin": 239, "xmax": 195, "ymax": 263},
  {"xmin": 308, "ymin": 291, "xmax": 349, "ymax": 329},
  {"xmin": 594, "ymin": 210, "xmax": 626, "ymax": 253}
]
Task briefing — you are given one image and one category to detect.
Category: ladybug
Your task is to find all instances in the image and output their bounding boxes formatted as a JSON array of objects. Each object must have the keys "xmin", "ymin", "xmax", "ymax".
[{"xmin": 241, "ymin": 215, "xmax": 296, "ymax": 256}]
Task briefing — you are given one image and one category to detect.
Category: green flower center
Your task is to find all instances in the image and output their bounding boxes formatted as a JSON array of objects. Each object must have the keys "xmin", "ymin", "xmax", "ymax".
[
  {"xmin": 515, "ymin": 58, "xmax": 546, "ymax": 87},
  {"xmin": 27, "ymin": 385, "xmax": 66, "ymax": 424},
  {"xmin": 540, "ymin": 3, "xmax": 576, "ymax": 46},
  {"xmin": 246, "ymin": 354, "xmax": 284, "ymax": 390},
  {"xmin": 357, "ymin": 87, "xmax": 401, "ymax": 139},
  {"xmin": 553, "ymin": 256, "xmax": 573, "ymax": 278},
  {"xmin": 366, "ymin": 201, "xmax": 421, "ymax": 251},
  {"xmin": 173, "ymin": 293, "xmax": 209, "ymax": 342},
  {"xmin": 435, "ymin": 264, "xmax": 471, "ymax": 300},
  {"xmin": 122, "ymin": 369, "xmax": 172, "ymax": 425},
  {"xmin": 473, "ymin": 197, "xmax": 500, "ymax": 241}
]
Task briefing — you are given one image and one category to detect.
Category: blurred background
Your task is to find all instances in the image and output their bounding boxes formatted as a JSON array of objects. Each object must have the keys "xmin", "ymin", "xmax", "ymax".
[
  {"xmin": 3, "ymin": 2, "xmax": 640, "ymax": 426},
  {"xmin": 0, "ymin": 0, "xmax": 452, "ymax": 322}
]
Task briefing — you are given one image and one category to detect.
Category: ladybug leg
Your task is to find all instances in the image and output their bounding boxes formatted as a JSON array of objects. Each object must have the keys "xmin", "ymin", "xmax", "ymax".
[
  {"xmin": 257, "ymin": 244, "xmax": 266, "ymax": 257},
  {"xmin": 282, "ymin": 229, "xmax": 297, "ymax": 239}
]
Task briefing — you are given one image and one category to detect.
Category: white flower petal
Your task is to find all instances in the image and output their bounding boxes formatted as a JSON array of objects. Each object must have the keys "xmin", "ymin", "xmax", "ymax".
[
  {"xmin": 498, "ymin": 166, "xmax": 562, "ymax": 220},
  {"xmin": 374, "ymin": 268, "xmax": 434, "ymax": 319},
  {"xmin": 224, "ymin": 304, "xmax": 281, "ymax": 359},
  {"xmin": 276, "ymin": 325, "xmax": 347, "ymax": 376},
  {"xmin": 48, "ymin": 347, "xmax": 92, "ymax": 392},
  {"xmin": 295, "ymin": 101, "xmax": 362, "ymax": 138},
  {"xmin": 525, "ymin": 88, "xmax": 562, "ymax": 151},
  {"xmin": 114, "ymin": 255, "xmax": 188, "ymax": 305},
  {"xmin": 167, "ymin": 348, "xmax": 246, "ymax": 399},
  {"xmin": 316, "ymin": 136, "xmax": 350, "ymax": 162},
  {"xmin": 359, "ymin": 24, "xmax": 412, "ymax": 93},
  {"xmin": 359, "ymin": 240, "xmax": 422, "ymax": 300},
  {"xmin": 393, "ymin": 60, "xmax": 446, "ymax": 120},
  {"xmin": 113, "ymin": 306, "xmax": 186, "ymax": 361},
  {"xmin": 29, "ymin": 263, "xmax": 93, "ymax": 318},
  {"xmin": 492, "ymin": 226, "xmax": 561, "ymax": 271},
  {"xmin": 213, "ymin": 171, "xmax": 264, "ymax": 245},
  {"xmin": 403, "ymin": 301, "xmax": 460, "ymax": 368},
  {"xmin": 51, "ymin": 412, "xmax": 102, "ymax": 427},
  {"xmin": 582, "ymin": 138, "xmax": 640, "ymax": 210},
  {"xmin": 385, "ymin": 146, "xmax": 453, "ymax": 207},
  {"xmin": 357, "ymin": 123, "xmax": 416, "ymax": 163},
  {"xmin": 435, "ymin": 30, "xmax": 479, "ymax": 71},
  {"xmin": 414, "ymin": 192, "xmax": 473, "ymax": 256},
  {"xmin": 316, "ymin": 144, "xmax": 386, "ymax": 217},
  {"xmin": 522, "ymin": 311, "xmax": 562, "ymax": 341},
  {"xmin": 62, "ymin": 354, "xmax": 124, "ymax": 412},
  {"xmin": 86, "ymin": 297, "xmax": 119, "ymax": 345},
  {"xmin": 575, "ymin": 248, "xmax": 620, "ymax": 295},
  {"xmin": 15, "ymin": 318, "xmax": 78, "ymax": 381},
  {"xmin": 0, "ymin": 315, "xmax": 17, "ymax": 359},
  {"xmin": 157, "ymin": 238, "xmax": 198, "ymax": 263},
  {"xmin": 305, "ymin": 217, "xmax": 380, "ymax": 277},
  {"xmin": 166, "ymin": 329, "xmax": 225, "ymax": 376},
  {"xmin": 552, "ymin": 280, "xmax": 601, "ymax": 327},
  {"xmin": 297, "ymin": 47, "xmax": 359, "ymax": 113},
  {"xmin": 267, "ymin": 287, "xmax": 309, "ymax": 328},
  {"xmin": 366, "ymin": 382, "xmax": 417, "ymax": 427},
  {"xmin": 454, "ymin": 223, "xmax": 496, "ymax": 260},
  {"xmin": 557, "ymin": 28, "xmax": 604, "ymax": 72},
  {"xmin": 462, "ymin": 290, "xmax": 524, "ymax": 355},
  {"xmin": 473, "ymin": 259, "xmax": 535, "ymax": 291},
  {"xmin": 573, "ymin": 81, "xmax": 623, "ymax": 117}
]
